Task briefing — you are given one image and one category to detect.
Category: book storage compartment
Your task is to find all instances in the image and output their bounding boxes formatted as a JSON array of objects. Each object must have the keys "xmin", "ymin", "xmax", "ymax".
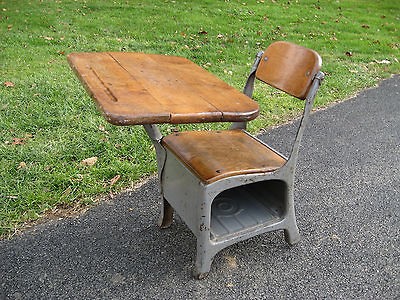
[{"xmin": 210, "ymin": 180, "xmax": 287, "ymax": 242}]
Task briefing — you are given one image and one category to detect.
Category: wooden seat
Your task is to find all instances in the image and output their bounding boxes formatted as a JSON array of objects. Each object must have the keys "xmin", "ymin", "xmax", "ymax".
[{"xmin": 162, "ymin": 130, "xmax": 286, "ymax": 184}]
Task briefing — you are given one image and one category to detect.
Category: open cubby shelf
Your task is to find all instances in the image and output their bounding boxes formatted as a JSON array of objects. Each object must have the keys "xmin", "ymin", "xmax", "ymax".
[{"xmin": 210, "ymin": 180, "xmax": 287, "ymax": 241}]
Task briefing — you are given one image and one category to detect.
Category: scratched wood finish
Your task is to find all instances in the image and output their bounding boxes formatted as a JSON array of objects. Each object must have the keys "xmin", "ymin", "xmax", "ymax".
[
  {"xmin": 256, "ymin": 41, "xmax": 322, "ymax": 100},
  {"xmin": 162, "ymin": 130, "xmax": 286, "ymax": 184},
  {"xmin": 68, "ymin": 52, "xmax": 259, "ymax": 125}
]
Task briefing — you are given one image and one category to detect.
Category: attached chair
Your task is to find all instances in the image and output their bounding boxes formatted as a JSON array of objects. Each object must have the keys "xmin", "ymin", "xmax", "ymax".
[{"xmin": 157, "ymin": 41, "xmax": 324, "ymax": 278}]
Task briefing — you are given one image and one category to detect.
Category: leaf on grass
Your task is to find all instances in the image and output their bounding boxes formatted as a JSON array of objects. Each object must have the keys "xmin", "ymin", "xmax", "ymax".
[
  {"xmin": 17, "ymin": 162, "xmax": 27, "ymax": 169},
  {"xmin": 375, "ymin": 59, "xmax": 390, "ymax": 64},
  {"xmin": 98, "ymin": 125, "xmax": 109, "ymax": 134},
  {"xmin": 11, "ymin": 134, "xmax": 33, "ymax": 145},
  {"xmin": 81, "ymin": 156, "xmax": 98, "ymax": 166},
  {"xmin": 109, "ymin": 175, "xmax": 121, "ymax": 186},
  {"xmin": 198, "ymin": 30, "xmax": 208, "ymax": 35},
  {"xmin": 361, "ymin": 24, "xmax": 370, "ymax": 29},
  {"xmin": 12, "ymin": 138, "xmax": 26, "ymax": 145},
  {"xmin": 4, "ymin": 81, "xmax": 14, "ymax": 87}
]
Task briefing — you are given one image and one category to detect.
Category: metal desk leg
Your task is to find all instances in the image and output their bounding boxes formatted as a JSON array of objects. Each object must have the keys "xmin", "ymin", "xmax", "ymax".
[{"xmin": 142, "ymin": 124, "xmax": 174, "ymax": 228}]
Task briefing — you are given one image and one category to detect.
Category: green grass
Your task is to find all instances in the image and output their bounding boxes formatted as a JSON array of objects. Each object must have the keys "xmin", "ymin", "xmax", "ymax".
[{"xmin": 1, "ymin": 0, "xmax": 399, "ymax": 237}]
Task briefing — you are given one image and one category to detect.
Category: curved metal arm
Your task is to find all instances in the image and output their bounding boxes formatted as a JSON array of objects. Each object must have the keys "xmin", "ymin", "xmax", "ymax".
[
  {"xmin": 143, "ymin": 124, "xmax": 166, "ymax": 178},
  {"xmin": 286, "ymin": 71, "xmax": 325, "ymax": 168},
  {"xmin": 231, "ymin": 51, "xmax": 264, "ymax": 130},
  {"xmin": 243, "ymin": 50, "xmax": 265, "ymax": 98}
]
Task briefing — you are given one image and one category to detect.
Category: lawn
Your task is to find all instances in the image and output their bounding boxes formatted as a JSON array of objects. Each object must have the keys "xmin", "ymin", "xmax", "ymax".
[{"xmin": 0, "ymin": 0, "xmax": 399, "ymax": 237}]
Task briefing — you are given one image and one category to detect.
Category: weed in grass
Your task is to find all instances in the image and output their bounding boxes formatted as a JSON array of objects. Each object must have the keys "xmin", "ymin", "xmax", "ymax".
[{"xmin": 0, "ymin": 0, "xmax": 399, "ymax": 237}]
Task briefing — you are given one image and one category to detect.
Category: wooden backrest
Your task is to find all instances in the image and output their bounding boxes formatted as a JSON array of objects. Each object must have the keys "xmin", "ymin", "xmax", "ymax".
[{"xmin": 255, "ymin": 41, "xmax": 322, "ymax": 100}]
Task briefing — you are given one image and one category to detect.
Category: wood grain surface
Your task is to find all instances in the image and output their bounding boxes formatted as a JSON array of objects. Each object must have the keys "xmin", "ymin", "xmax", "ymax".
[
  {"xmin": 68, "ymin": 52, "xmax": 259, "ymax": 125},
  {"xmin": 162, "ymin": 130, "xmax": 286, "ymax": 184},
  {"xmin": 256, "ymin": 41, "xmax": 322, "ymax": 100}
]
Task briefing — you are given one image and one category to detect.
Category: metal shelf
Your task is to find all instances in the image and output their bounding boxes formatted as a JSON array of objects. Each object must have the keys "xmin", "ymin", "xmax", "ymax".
[{"xmin": 210, "ymin": 181, "xmax": 286, "ymax": 241}]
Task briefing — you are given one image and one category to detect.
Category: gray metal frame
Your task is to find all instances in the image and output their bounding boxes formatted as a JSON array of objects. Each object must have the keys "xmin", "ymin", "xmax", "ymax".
[{"xmin": 142, "ymin": 51, "xmax": 324, "ymax": 279}]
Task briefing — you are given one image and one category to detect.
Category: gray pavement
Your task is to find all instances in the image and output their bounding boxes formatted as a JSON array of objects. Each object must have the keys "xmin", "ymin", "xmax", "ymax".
[{"xmin": 1, "ymin": 75, "xmax": 399, "ymax": 300}]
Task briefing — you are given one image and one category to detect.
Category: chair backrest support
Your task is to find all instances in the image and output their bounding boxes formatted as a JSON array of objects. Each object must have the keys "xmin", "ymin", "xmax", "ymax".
[{"xmin": 232, "ymin": 41, "xmax": 324, "ymax": 170}]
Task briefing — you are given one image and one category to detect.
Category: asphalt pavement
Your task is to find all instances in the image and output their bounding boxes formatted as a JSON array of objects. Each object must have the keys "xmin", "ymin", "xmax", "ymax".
[{"xmin": 1, "ymin": 75, "xmax": 399, "ymax": 299}]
